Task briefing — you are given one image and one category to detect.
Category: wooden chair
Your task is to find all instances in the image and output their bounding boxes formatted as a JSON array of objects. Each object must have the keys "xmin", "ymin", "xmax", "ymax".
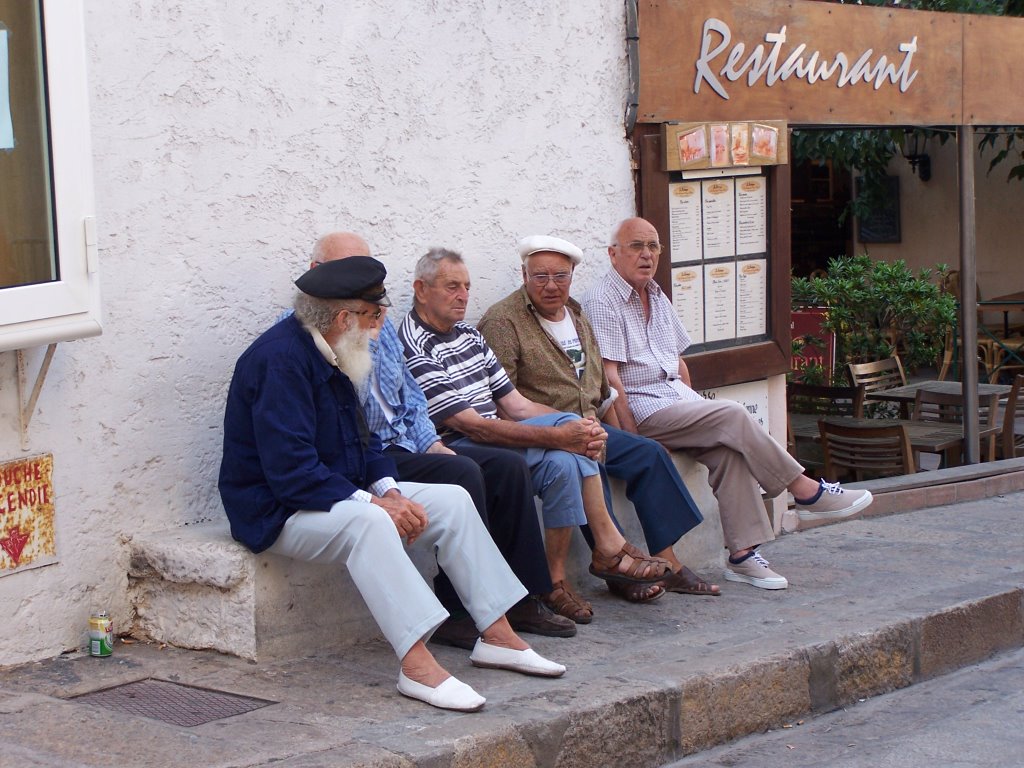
[
  {"xmin": 912, "ymin": 389, "xmax": 1000, "ymax": 465},
  {"xmin": 787, "ymin": 383, "xmax": 867, "ymax": 472},
  {"xmin": 787, "ymin": 382, "xmax": 866, "ymax": 418},
  {"xmin": 847, "ymin": 356, "xmax": 907, "ymax": 396},
  {"xmin": 819, "ymin": 420, "xmax": 914, "ymax": 482},
  {"xmin": 999, "ymin": 374, "xmax": 1024, "ymax": 459}
]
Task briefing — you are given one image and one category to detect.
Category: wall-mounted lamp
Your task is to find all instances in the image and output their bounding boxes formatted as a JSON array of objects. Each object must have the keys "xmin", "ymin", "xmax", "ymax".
[{"xmin": 901, "ymin": 129, "xmax": 931, "ymax": 182}]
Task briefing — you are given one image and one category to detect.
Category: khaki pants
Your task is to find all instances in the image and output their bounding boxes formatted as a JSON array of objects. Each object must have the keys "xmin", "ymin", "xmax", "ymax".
[
  {"xmin": 638, "ymin": 399, "xmax": 804, "ymax": 553},
  {"xmin": 268, "ymin": 481, "xmax": 526, "ymax": 659}
]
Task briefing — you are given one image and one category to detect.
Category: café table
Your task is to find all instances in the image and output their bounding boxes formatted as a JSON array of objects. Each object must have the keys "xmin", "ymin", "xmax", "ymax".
[
  {"xmin": 978, "ymin": 291, "xmax": 1024, "ymax": 338},
  {"xmin": 788, "ymin": 413, "xmax": 992, "ymax": 469},
  {"xmin": 865, "ymin": 379, "xmax": 1011, "ymax": 409}
]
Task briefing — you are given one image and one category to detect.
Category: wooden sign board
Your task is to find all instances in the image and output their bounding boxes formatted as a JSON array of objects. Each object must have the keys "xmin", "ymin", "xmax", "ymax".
[
  {"xmin": 663, "ymin": 120, "xmax": 788, "ymax": 171},
  {"xmin": 638, "ymin": 0, "xmax": 1024, "ymax": 126}
]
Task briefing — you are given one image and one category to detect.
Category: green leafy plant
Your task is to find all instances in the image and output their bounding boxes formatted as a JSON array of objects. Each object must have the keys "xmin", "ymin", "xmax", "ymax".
[{"xmin": 792, "ymin": 255, "xmax": 957, "ymax": 382}]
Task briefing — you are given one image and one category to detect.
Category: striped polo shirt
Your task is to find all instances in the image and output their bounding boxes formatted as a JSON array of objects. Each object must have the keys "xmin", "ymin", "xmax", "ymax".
[{"xmin": 399, "ymin": 308, "xmax": 515, "ymax": 441}]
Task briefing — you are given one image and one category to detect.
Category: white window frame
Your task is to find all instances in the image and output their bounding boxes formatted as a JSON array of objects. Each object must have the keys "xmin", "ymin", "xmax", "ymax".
[{"xmin": 0, "ymin": 0, "xmax": 99, "ymax": 353}]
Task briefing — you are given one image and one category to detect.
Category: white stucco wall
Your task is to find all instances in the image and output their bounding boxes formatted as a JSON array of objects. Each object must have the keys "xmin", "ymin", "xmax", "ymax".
[{"xmin": 0, "ymin": 1, "xmax": 636, "ymax": 664}]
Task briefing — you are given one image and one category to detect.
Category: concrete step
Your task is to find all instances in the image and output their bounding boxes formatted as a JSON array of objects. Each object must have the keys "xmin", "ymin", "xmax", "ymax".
[{"xmin": 3, "ymin": 492, "xmax": 1021, "ymax": 767}]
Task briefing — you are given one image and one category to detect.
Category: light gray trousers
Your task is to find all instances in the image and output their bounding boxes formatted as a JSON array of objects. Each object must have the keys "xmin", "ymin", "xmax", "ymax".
[
  {"xmin": 267, "ymin": 481, "xmax": 527, "ymax": 660},
  {"xmin": 638, "ymin": 398, "xmax": 805, "ymax": 553}
]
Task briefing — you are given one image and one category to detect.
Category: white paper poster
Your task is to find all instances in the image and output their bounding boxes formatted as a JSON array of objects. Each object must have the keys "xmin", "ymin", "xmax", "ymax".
[
  {"xmin": 704, "ymin": 261, "xmax": 736, "ymax": 342},
  {"xmin": 736, "ymin": 258, "xmax": 768, "ymax": 336},
  {"xmin": 1, "ymin": 30, "xmax": 14, "ymax": 150},
  {"xmin": 736, "ymin": 177, "xmax": 767, "ymax": 255},
  {"xmin": 671, "ymin": 264, "xmax": 704, "ymax": 344},
  {"xmin": 701, "ymin": 178, "xmax": 736, "ymax": 259},
  {"xmin": 668, "ymin": 182, "xmax": 702, "ymax": 263}
]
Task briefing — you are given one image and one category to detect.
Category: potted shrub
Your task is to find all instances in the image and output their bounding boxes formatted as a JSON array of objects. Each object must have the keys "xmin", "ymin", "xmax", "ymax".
[{"xmin": 791, "ymin": 254, "xmax": 957, "ymax": 384}]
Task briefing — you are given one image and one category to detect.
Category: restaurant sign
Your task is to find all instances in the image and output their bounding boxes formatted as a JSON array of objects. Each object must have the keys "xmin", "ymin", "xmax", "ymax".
[
  {"xmin": 638, "ymin": 0, "xmax": 1024, "ymax": 126},
  {"xmin": 0, "ymin": 454, "xmax": 57, "ymax": 576}
]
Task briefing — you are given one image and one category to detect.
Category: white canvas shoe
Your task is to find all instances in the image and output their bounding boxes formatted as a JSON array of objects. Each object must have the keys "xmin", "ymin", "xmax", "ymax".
[
  {"xmin": 724, "ymin": 550, "xmax": 789, "ymax": 590},
  {"xmin": 397, "ymin": 672, "xmax": 485, "ymax": 712},
  {"xmin": 796, "ymin": 481, "xmax": 873, "ymax": 521},
  {"xmin": 470, "ymin": 639, "xmax": 566, "ymax": 678}
]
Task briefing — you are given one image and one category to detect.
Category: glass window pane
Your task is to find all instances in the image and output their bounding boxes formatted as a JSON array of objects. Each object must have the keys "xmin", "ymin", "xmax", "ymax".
[{"xmin": 0, "ymin": 0, "xmax": 57, "ymax": 289}]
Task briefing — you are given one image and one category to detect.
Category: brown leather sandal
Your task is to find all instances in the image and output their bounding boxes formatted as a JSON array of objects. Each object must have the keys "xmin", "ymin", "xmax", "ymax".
[
  {"xmin": 589, "ymin": 542, "xmax": 672, "ymax": 585},
  {"xmin": 608, "ymin": 580, "xmax": 665, "ymax": 603},
  {"xmin": 541, "ymin": 580, "xmax": 594, "ymax": 624},
  {"xmin": 660, "ymin": 566, "xmax": 721, "ymax": 596}
]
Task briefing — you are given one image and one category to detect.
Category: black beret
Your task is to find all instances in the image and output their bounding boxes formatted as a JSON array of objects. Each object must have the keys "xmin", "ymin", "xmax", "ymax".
[{"xmin": 294, "ymin": 256, "xmax": 392, "ymax": 306}]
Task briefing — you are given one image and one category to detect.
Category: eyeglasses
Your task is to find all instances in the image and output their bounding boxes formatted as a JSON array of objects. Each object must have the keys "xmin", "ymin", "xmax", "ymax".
[
  {"xmin": 614, "ymin": 241, "xmax": 662, "ymax": 255},
  {"xmin": 527, "ymin": 272, "xmax": 572, "ymax": 286},
  {"xmin": 349, "ymin": 308, "xmax": 384, "ymax": 321}
]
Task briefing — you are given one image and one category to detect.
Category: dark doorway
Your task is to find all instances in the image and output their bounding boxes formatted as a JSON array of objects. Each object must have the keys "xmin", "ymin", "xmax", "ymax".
[{"xmin": 791, "ymin": 160, "xmax": 853, "ymax": 278}]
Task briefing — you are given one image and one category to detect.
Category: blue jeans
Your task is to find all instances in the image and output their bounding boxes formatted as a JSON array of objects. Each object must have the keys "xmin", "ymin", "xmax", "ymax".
[
  {"xmin": 451, "ymin": 412, "xmax": 599, "ymax": 528},
  {"xmin": 600, "ymin": 425, "xmax": 703, "ymax": 554}
]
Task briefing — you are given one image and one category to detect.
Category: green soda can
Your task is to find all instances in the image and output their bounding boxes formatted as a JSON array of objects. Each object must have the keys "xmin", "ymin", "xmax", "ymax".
[{"xmin": 88, "ymin": 611, "xmax": 113, "ymax": 657}]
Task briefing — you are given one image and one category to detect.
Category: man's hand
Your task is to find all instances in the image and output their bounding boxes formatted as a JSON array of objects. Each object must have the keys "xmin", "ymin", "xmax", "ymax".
[
  {"xmin": 425, "ymin": 440, "xmax": 455, "ymax": 455},
  {"xmin": 553, "ymin": 418, "xmax": 607, "ymax": 459},
  {"xmin": 372, "ymin": 489, "xmax": 428, "ymax": 544}
]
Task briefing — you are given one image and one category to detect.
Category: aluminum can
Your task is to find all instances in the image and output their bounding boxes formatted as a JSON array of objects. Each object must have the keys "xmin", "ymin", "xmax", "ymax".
[{"xmin": 88, "ymin": 611, "xmax": 113, "ymax": 657}]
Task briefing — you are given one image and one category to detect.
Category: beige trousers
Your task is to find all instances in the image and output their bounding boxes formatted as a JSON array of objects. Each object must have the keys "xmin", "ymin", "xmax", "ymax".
[{"xmin": 638, "ymin": 398, "xmax": 805, "ymax": 552}]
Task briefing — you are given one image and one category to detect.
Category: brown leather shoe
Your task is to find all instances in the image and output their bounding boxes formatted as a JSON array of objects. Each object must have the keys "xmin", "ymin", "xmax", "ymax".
[
  {"xmin": 428, "ymin": 615, "xmax": 479, "ymax": 651},
  {"xmin": 507, "ymin": 595, "xmax": 577, "ymax": 637}
]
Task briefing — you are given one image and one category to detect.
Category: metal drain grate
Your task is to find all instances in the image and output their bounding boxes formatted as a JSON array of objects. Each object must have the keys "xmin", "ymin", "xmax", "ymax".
[{"xmin": 70, "ymin": 678, "xmax": 275, "ymax": 727}]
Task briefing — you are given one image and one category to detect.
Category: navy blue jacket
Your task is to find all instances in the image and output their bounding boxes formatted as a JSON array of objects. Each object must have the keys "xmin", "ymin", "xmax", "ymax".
[{"xmin": 218, "ymin": 315, "xmax": 397, "ymax": 553}]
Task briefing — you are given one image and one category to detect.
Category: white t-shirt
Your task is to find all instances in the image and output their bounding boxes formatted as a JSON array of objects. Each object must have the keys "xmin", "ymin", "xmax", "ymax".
[{"xmin": 538, "ymin": 313, "xmax": 585, "ymax": 380}]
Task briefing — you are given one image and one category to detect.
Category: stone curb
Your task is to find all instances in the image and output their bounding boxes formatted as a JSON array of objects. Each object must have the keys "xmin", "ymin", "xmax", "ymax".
[{"xmin": 365, "ymin": 588, "xmax": 1024, "ymax": 768}]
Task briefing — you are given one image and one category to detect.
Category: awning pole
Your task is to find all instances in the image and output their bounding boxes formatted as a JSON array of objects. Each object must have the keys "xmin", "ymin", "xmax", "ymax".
[{"xmin": 958, "ymin": 124, "xmax": 980, "ymax": 464}]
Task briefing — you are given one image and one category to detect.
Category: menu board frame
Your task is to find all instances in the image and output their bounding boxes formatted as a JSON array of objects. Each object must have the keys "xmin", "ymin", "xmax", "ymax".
[{"xmin": 636, "ymin": 125, "xmax": 791, "ymax": 391}]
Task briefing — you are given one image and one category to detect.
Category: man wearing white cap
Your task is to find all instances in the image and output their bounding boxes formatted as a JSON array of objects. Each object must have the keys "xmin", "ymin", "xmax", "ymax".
[
  {"xmin": 479, "ymin": 235, "xmax": 721, "ymax": 599},
  {"xmin": 400, "ymin": 247, "xmax": 673, "ymax": 625}
]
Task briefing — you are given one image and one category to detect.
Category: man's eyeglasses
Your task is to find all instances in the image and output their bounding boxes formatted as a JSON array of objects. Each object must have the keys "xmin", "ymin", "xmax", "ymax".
[
  {"xmin": 614, "ymin": 241, "xmax": 662, "ymax": 255},
  {"xmin": 527, "ymin": 272, "xmax": 572, "ymax": 286},
  {"xmin": 349, "ymin": 308, "xmax": 385, "ymax": 321}
]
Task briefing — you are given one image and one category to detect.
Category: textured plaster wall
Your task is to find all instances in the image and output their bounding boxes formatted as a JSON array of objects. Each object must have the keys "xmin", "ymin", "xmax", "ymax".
[{"xmin": 0, "ymin": 1, "xmax": 635, "ymax": 664}]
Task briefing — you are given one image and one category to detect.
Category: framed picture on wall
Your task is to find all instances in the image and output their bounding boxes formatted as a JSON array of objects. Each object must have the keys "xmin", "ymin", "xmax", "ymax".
[{"xmin": 856, "ymin": 175, "xmax": 901, "ymax": 244}]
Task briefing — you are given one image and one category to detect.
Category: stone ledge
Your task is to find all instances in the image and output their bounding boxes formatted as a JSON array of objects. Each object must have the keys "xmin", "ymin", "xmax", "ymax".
[
  {"xmin": 126, "ymin": 522, "xmax": 383, "ymax": 661},
  {"xmin": 124, "ymin": 453, "xmax": 725, "ymax": 661}
]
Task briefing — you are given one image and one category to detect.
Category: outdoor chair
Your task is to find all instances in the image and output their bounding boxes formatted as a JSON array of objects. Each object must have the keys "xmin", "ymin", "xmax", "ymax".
[
  {"xmin": 998, "ymin": 374, "xmax": 1024, "ymax": 459},
  {"xmin": 912, "ymin": 389, "xmax": 1000, "ymax": 465},
  {"xmin": 787, "ymin": 382, "xmax": 867, "ymax": 472},
  {"xmin": 819, "ymin": 420, "xmax": 915, "ymax": 482},
  {"xmin": 847, "ymin": 356, "xmax": 907, "ymax": 396}
]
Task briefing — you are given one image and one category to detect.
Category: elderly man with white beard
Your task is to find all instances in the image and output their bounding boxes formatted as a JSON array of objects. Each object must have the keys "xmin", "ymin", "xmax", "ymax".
[{"xmin": 219, "ymin": 256, "xmax": 565, "ymax": 713}]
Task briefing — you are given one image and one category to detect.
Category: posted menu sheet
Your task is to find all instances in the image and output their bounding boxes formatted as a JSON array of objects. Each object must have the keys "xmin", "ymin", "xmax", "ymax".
[{"xmin": 668, "ymin": 172, "xmax": 769, "ymax": 346}]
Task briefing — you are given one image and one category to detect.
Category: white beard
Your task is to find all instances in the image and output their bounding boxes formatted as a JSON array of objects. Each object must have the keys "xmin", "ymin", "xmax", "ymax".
[{"xmin": 332, "ymin": 326, "xmax": 373, "ymax": 387}]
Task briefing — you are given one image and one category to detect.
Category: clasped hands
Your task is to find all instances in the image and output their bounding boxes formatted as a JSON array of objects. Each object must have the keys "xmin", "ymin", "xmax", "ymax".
[
  {"xmin": 373, "ymin": 488, "xmax": 428, "ymax": 544},
  {"xmin": 555, "ymin": 417, "xmax": 607, "ymax": 460}
]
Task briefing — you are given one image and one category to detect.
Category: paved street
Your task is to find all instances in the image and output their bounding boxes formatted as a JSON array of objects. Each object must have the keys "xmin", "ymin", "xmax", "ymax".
[{"xmin": 666, "ymin": 646, "xmax": 1024, "ymax": 768}]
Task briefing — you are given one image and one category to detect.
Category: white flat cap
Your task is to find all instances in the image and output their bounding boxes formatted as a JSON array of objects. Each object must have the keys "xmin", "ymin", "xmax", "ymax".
[{"xmin": 517, "ymin": 235, "xmax": 583, "ymax": 265}]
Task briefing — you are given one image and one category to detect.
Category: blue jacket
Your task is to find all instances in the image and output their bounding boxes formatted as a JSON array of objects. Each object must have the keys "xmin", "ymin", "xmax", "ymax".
[{"xmin": 218, "ymin": 315, "xmax": 397, "ymax": 552}]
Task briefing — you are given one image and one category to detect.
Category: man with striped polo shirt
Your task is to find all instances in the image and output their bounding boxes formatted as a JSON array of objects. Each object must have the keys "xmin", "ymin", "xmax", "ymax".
[{"xmin": 399, "ymin": 247, "xmax": 672, "ymax": 625}]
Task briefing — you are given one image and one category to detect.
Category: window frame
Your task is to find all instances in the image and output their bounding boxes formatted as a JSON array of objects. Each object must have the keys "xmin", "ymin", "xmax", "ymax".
[{"xmin": 0, "ymin": 0, "xmax": 100, "ymax": 353}]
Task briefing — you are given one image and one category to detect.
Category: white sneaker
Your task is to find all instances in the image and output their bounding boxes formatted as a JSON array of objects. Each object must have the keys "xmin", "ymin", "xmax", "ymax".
[
  {"xmin": 795, "ymin": 481, "xmax": 873, "ymax": 521},
  {"xmin": 725, "ymin": 550, "xmax": 788, "ymax": 590}
]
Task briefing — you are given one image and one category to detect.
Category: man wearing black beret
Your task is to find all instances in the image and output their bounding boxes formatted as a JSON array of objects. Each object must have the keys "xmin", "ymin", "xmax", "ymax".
[{"xmin": 219, "ymin": 256, "xmax": 565, "ymax": 712}]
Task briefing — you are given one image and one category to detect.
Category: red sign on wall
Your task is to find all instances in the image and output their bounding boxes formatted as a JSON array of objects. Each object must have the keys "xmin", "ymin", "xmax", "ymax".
[{"xmin": 791, "ymin": 309, "xmax": 836, "ymax": 382}]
